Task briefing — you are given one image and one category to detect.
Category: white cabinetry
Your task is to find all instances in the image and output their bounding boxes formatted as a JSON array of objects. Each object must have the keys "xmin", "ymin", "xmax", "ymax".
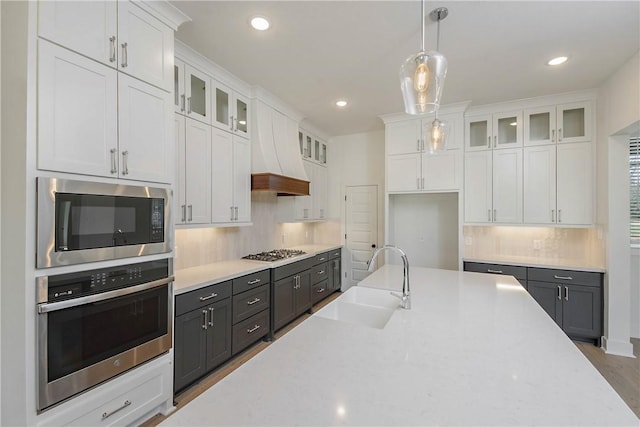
[
  {"xmin": 211, "ymin": 129, "xmax": 251, "ymax": 224},
  {"xmin": 38, "ymin": 1, "xmax": 174, "ymax": 91},
  {"xmin": 174, "ymin": 58, "xmax": 211, "ymax": 123},
  {"xmin": 212, "ymin": 80, "xmax": 251, "ymax": 140},
  {"xmin": 175, "ymin": 115, "xmax": 212, "ymax": 225},
  {"xmin": 38, "ymin": 40, "xmax": 173, "ymax": 183},
  {"xmin": 465, "ymin": 110, "xmax": 523, "ymax": 151},
  {"xmin": 524, "ymin": 101, "xmax": 592, "ymax": 146},
  {"xmin": 278, "ymin": 160, "xmax": 328, "ymax": 222},
  {"xmin": 298, "ymin": 128, "xmax": 329, "ymax": 165},
  {"xmin": 385, "ymin": 112, "xmax": 463, "ymax": 192}
]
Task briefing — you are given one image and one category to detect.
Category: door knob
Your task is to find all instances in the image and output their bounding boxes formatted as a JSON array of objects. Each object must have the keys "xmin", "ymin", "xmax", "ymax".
[{"xmin": 371, "ymin": 244, "xmax": 376, "ymax": 248}]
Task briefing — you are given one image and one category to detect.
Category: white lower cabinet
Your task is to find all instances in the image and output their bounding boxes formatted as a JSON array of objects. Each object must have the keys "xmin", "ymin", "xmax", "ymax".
[
  {"xmin": 175, "ymin": 115, "xmax": 212, "ymax": 225},
  {"xmin": 211, "ymin": 128, "xmax": 251, "ymax": 225},
  {"xmin": 37, "ymin": 355, "xmax": 172, "ymax": 427},
  {"xmin": 38, "ymin": 39, "xmax": 173, "ymax": 184},
  {"xmin": 464, "ymin": 148, "xmax": 522, "ymax": 224}
]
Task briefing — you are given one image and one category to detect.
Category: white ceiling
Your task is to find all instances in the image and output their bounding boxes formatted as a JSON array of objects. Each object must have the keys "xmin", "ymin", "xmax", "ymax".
[{"xmin": 171, "ymin": 1, "xmax": 640, "ymax": 137}]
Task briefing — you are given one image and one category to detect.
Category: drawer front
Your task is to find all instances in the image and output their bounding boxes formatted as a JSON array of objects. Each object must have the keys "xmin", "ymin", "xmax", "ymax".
[
  {"xmin": 311, "ymin": 262, "xmax": 329, "ymax": 284},
  {"xmin": 311, "ymin": 279, "xmax": 329, "ymax": 304},
  {"xmin": 528, "ymin": 268, "xmax": 602, "ymax": 287},
  {"xmin": 232, "ymin": 309, "xmax": 270, "ymax": 355},
  {"xmin": 273, "ymin": 257, "xmax": 315, "ymax": 281},
  {"xmin": 175, "ymin": 281, "xmax": 232, "ymax": 316},
  {"xmin": 314, "ymin": 252, "xmax": 330, "ymax": 264},
  {"xmin": 232, "ymin": 284, "xmax": 270, "ymax": 324},
  {"xmin": 232, "ymin": 270, "xmax": 270, "ymax": 295},
  {"xmin": 464, "ymin": 262, "xmax": 527, "ymax": 281},
  {"xmin": 329, "ymin": 248, "xmax": 342, "ymax": 260}
]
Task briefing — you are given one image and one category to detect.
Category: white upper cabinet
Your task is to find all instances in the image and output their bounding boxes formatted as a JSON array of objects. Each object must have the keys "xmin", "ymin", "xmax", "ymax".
[
  {"xmin": 386, "ymin": 120, "xmax": 421, "ymax": 155},
  {"xmin": 464, "ymin": 151, "xmax": 493, "ymax": 223},
  {"xmin": 212, "ymin": 80, "xmax": 251, "ymax": 139},
  {"xmin": 117, "ymin": 1, "xmax": 173, "ymax": 91},
  {"xmin": 465, "ymin": 111, "xmax": 522, "ymax": 151},
  {"xmin": 556, "ymin": 142, "xmax": 593, "ymax": 225},
  {"xmin": 118, "ymin": 73, "xmax": 173, "ymax": 183},
  {"xmin": 37, "ymin": 39, "xmax": 118, "ymax": 177},
  {"xmin": 174, "ymin": 59, "xmax": 212, "ymax": 123},
  {"xmin": 38, "ymin": 1, "xmax": 118, "ymax": 67},
  {"xmin": 523, "ymin": 145, "xmax": 557, "ymax": 224},
  {"xmin": 524, "ymin": 101, "xmax": 592, "ymax": 146},
  {"xmin": 39, "ymin": 1, "xmax": 173, "ymax": 92}
]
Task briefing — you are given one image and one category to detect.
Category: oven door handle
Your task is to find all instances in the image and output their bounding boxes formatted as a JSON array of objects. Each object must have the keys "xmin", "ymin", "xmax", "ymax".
[{"xmin": 37, "ymin": 276, "xmax": 174, "ymax": 314}]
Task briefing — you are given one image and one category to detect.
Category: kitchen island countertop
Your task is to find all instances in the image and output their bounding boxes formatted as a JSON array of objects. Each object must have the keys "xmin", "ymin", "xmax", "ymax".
[{"xmin": 161, "ymin": 265, "xmax": 637, "ymax": 426}]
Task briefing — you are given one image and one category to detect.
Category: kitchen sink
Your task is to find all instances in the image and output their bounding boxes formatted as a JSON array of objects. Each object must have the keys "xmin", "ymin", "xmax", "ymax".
[{"xmin": 313, "ymin": 286, "xmax": 398, "ymax": 329}]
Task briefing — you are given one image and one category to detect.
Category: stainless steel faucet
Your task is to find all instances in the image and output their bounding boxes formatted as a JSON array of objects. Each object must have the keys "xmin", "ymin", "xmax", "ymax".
[{"xmin": 367, "ymin": 245, "xmax": 411, "ymax": 309}]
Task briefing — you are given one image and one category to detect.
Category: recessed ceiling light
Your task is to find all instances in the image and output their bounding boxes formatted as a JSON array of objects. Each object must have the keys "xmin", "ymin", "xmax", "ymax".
[
  {"xmin": 335, "ymin": 100, "xmax": 348, "ymax": 108},
  {"xmin": 547, "ymin": 56, "xmax": 568, "ymax": 66},
  {"xmin": 250, "ymin": 16, "xmax": 270, "ymax": 31}
]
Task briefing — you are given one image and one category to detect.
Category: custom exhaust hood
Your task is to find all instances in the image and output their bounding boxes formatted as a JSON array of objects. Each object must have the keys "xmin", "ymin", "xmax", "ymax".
[{"xmin": 251, "ymin": 99, "xmax": 310, "ymax": 196}]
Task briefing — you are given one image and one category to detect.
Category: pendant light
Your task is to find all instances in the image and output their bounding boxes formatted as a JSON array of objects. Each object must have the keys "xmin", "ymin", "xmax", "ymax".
[
  {"xmin": 399, "ymin": 1, "xmax": 448, "ymax": 115},
  {"xmin": 426, "ymin": 7, "xmax": 449, "ymax": 154}
]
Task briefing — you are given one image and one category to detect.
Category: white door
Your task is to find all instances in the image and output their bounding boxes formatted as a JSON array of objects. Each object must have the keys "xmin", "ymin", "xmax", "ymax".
[
  {"xmin": 118, "ymin": 73, "xmax": 173, "ymax": 183},
  {"xmin": 345, "ymin": 185, "xmax": 378, "ymax": 289},
  {"xmin": 464, "ymin": 151, "xmax": 492, "ymax": 223},
  {"xmin": 38, "ymin": 0, "xmax": 118, "ymax": 67},
  {"xmin": 118, "ymin": 1, "xmax": 173, "ymax": 91},
  {"xmin": 185, "ymin": 118, "xmax": 212, "ymax": 224},
  {"xmin": 557, "ymin": 142, "xmax": 593, "ymax": 225},
  {"xmin": 174, "ymin": 114, "xmax": 186, "ymax": 224},
  {"xmin": 387, "ymin": 154, "xmax": 421, "ymax": 192},
  {"xmin": 233, "ymin": 137, "xmax": 252, "ymax": 223},
  {"xmin": 211, "ymin": 129, "xmax": 234, "ymax": 223},
  {"xmin": 37, "ymin": 40, "xmax": 118, "ymax": 178},
  {"xmin": 523, "ymin": 145, "xmax": 556, "ymax": 224},
  {"xmin": 385, "ymin": 120, "xmax": 421, "ymax": 155},
  {"xmin": 492, "ymin": 148, "xmax": 523, "ymax": 223}
]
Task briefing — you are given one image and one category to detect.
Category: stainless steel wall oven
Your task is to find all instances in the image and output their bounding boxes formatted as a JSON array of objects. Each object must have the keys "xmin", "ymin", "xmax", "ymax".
[
  {"xmin": 36, "ymin": 177, "xmax": 171, "ymax": 268},
  {"xmin": 36, "ymin": 259, "xmax": 173, "ymax": 411}
]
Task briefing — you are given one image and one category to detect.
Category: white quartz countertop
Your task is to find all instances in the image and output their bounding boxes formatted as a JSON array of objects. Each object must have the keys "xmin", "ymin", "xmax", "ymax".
[
  {"xmin": 161, "ymin": 265, "xmax": 637, "ymax": 426},
  {"xmin": 173, "ymin": 244, "xmax": 342, "ymax": 295},
  {"xmin": 463, "ymin": 255, "xmax": 606, "ymax": 272}
]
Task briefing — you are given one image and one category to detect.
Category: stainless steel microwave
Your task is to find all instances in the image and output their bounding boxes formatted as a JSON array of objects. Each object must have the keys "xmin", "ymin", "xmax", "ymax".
[{"xmin": 36, "ymin": 178, "xmax": 171, "ymax": 268}]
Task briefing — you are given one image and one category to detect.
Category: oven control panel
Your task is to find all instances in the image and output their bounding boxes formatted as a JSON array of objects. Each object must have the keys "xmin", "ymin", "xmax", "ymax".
[{"xmin": 43, "ymin": 259, "xmax": 169, "ymax": 303}]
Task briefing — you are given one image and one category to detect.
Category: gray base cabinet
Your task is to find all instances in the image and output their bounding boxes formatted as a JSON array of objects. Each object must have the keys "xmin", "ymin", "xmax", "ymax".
[
  {"xmin": 463, "ymin": 262, "xmax": 602, "ymax": 344},
  {"xmin": 174, "ymin": 281, "xmax": 232, "ymax": 392},
  {"xmin": 328, "ymin": 249, "xmax": 342, "ymax": 292},
  {"xmin": 231, "ymin": 271, "xmax": 271, "ymax": 355},
  {"xmin": 273, "ymin": 270, "xmax": 311, "ymax": 331}
]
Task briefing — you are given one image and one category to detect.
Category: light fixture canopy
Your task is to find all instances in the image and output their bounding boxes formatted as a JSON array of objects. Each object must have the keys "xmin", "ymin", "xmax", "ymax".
[
  {"xmin": 250, "ymin": 16, "xmax": 270, "ymax": 31},
  {"xmin": 400, "ymin": 3, "xmax": 448, "ymax": 115}
]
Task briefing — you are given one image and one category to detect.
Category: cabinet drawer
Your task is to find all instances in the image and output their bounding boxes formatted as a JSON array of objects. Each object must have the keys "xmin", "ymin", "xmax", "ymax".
[
  {"xmin": 175, "ymin": 281, "xmax": 232, "ymax": 316},
  {"xmin": 311, "ymin": 262, "xmax": 328, "ymax": 284},
  {"xmin": 232, "ymin": 270, "xmax": 270, "ymax": 295},
  {"xmin": 232, "ymin": 284, "xmax": 270, "ymax": 324},
  {"xmin": 314, "ymin": 252, "xmax": 330, "ymax": 264},
  {"xmin": 232, "ymin": 309, "xmax": 270, "ymax": 355},
  {"xmin": 273, "ymin": 257, "xmax": 315, "ymax": 281},
  {"xmin": 464, "ymin": 262, "xmax": 527, "ymax": 281},
  {"xmin": 328, "ymin": 248, "xmax": 342, "ymax": 259},
  {"xmin": 528, "ymin": 268, "xmax": 602, "ymax": 287},
  {"xmin": 311, "ymin": 280, "xmax": 330, "ymax": 304}
]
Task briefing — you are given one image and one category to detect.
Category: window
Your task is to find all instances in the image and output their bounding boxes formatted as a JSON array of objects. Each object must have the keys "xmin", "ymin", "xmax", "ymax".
[{"xmin": 631, "ymin": 136, "xmax": 640, "ymax": 243}]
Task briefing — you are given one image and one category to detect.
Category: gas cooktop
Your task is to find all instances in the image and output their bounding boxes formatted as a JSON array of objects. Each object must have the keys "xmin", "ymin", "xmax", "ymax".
[{"xmin": 242, "ymin": 249, "xmax": 307, "ymax": 262}]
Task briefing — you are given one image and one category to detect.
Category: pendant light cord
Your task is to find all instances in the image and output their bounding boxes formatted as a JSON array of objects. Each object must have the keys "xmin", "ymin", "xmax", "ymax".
[
  {"xmin": 420, "ymin": 0, "xmax": 425, "ymax": 52},
  {"xmin": 436, "ymin": 10, "xmax": 441, "ymax": 51}
]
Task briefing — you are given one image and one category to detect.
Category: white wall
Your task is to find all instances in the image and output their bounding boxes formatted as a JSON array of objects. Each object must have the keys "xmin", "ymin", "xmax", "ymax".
[
  {"xmin": 597, "ymin": 51, "xmax": 640, "ymax": 354},
  {"xmin": 632, "ymin": 247, "xmax": 640, "ymax": 337}
]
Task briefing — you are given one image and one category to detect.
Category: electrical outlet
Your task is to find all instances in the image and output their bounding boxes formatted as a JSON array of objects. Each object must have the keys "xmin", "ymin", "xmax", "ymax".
[
  {"xmin": 464, "ymin": 236, "xmax": 473, "ymax": 246},
  {"xmin": 533, "ymin": 240, "xmax": 542, "ymax": 250}
]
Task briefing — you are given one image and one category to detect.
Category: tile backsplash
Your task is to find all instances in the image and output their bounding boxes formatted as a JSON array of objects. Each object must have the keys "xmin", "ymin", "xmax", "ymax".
[
  {"xmin": 174, "ymin": 192, "xmax": 341, "ymax": 270},
  {"xmin": 463, "ymin": 225, "xmax": 606, "ymax": 267}
]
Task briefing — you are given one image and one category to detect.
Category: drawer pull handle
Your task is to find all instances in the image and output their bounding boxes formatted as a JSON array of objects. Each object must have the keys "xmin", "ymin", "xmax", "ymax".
[
  {"xmin": 199, "ymin": 292, "xmax": 218, "ymax": 301},
  {"xmin": 317, "ymin": 270, "xmax": 325, "ymax": 275},
  {"xmin": 247, "ymin": 279, "xmax": 261, "ymax": 285},
  {"xmin": 316, "ymin": 288, "xmax": 325, "ymax": 293},
  {"xmin": 247, "ymin": 298, "xmax": 261, "ymax": 305},
  {"xmin": 102, "ymin": 400, "xmax": 131, "ymax": 420},
  {"xmin": 487, "ymin": 269, "xmax": 503, "ymax": 274},
  {"xmin": 554, "ymin": 275, "xmax": 573, "ymax": 280},
  {"xmin": 247, "ymin": 324, "xmax": 260, "ymax": 333}
]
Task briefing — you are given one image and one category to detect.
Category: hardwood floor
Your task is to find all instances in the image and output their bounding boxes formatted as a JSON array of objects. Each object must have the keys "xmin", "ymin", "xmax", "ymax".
[{"xmin": 143, "ymin": 296, "xmax": 640, "ymax": 426}]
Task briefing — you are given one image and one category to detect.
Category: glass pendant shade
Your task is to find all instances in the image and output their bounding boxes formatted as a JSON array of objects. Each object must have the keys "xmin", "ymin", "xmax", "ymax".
[
  {"xmin": 424, "ymin": 117, "xmax": 448, "ymax": 154},
  {"xmin": 400, "ymin": 50, "xmax": 447, "ymax": 115}
]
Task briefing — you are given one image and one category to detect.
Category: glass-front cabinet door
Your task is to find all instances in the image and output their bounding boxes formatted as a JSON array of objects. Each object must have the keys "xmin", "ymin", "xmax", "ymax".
[
  {"xmin": 524, "ymin": 106, "xmax": 556, "ymax": 146},
  {"xmin": 304, "ymin": 135, "xmax": 312, "ymax": 159},
  {"xmin": 493, "ymin": 111, "xmax": 522, "ymax": 149},
  {"xmin": 234, "ymin": 92, "xmax": 250, "ymax": 139},
  {"xmin": 212, "ymin": 80, "xmax": 232, "ymax": 132},
  {"xmin": 314, "ymin": 138, "xmax": 320, "ymax": 162},
  {"xmin": 185, "ymin": 65, "xmax": 211, "ymax": 124},
  {"xmin": 321, "ymin": 142, "xmax": 327, "ymax": 164},
  {"xmin": 174, "ymin": 59, "xmax": 185, "ymax": 114},
  {"xmin": 299, "ymin": 131, "xmax": 305, "ymax": 156},
  {"xmin": 556, "ymin": 101, "xmax": 591, "ymax": 144},
  {"xmin": 465, "ymin": 115, "xmax": 492, "ymax": 151}
]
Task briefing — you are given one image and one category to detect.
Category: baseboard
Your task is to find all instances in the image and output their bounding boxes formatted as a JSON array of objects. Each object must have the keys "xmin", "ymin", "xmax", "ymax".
[{"xmin": 602, "ymin": 336, "xmax": 636, "ymax": 358}]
